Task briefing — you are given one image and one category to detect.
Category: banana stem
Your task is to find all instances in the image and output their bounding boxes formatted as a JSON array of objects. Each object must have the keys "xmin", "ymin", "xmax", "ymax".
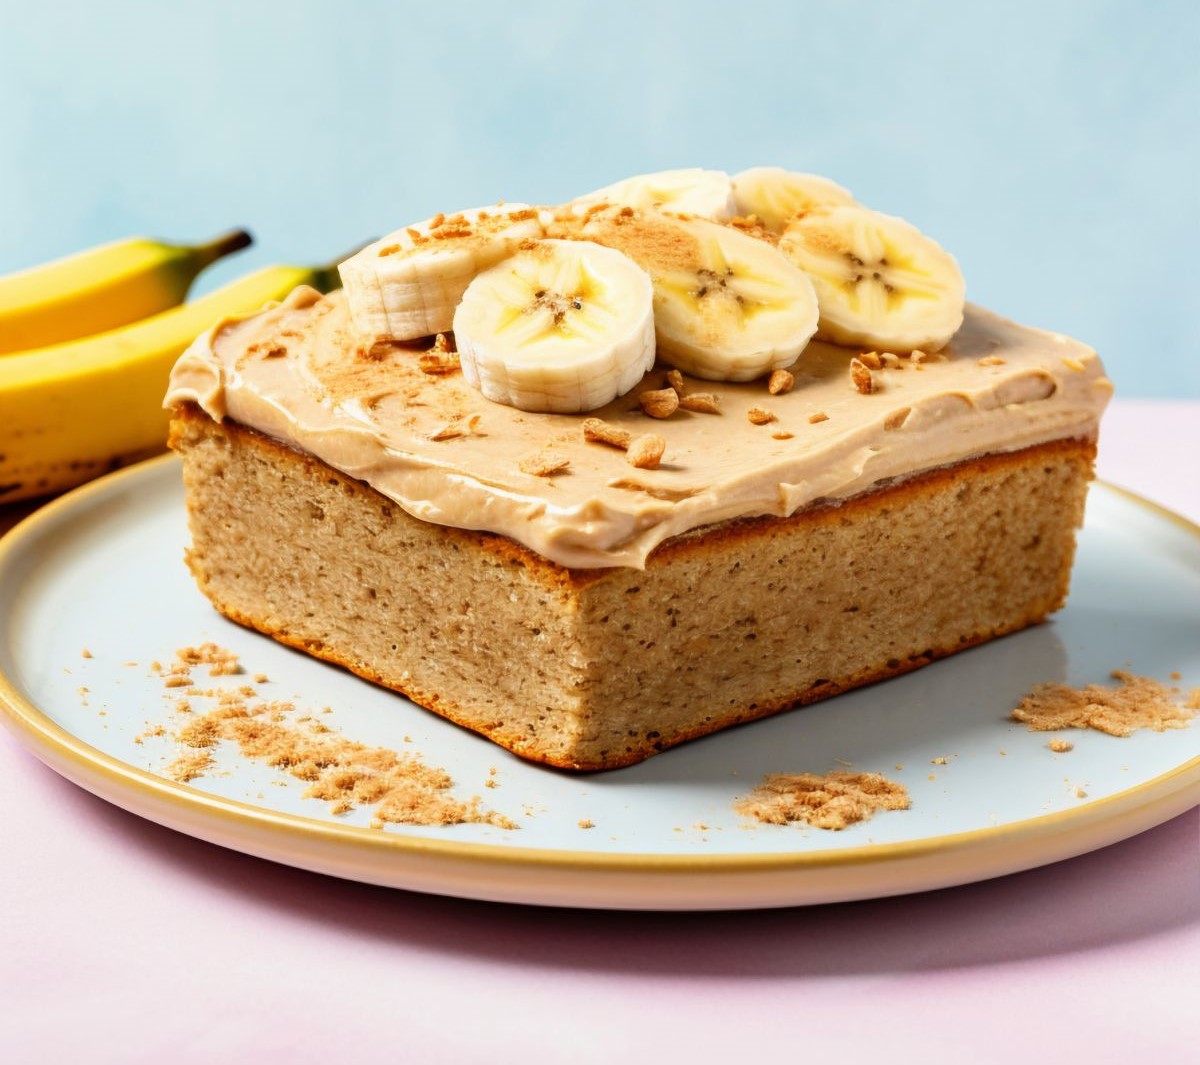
[
  {"xmin": 312, "ymin": 237, "xmax": 378, "ymax": 292},
  {"xmin": 193, "ymin": 229, "xmax": 254, "ymax": 269}
]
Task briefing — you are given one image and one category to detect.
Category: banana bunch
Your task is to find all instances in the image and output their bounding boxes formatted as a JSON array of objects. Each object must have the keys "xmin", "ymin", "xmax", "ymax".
[
  {"xmin": 0, "ymin": 230, "xmax": 251, "ymax": 354},
  {"xmin": 335, "ymin": 166, "xmax": 967, "ymax": 413},
  {"xmin": 0, "ymin": 232, "xmax": 344, "ymax": 503}
]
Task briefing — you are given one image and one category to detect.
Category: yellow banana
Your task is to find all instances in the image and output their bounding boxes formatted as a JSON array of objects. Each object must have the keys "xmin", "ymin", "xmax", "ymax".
[
  {"xmin": 0, "ymin": 229, "xmax": 253, "ymax": 354},
  {"xmin": 0, "ymin": 260, "xmax": 341, "ymax": 503}
]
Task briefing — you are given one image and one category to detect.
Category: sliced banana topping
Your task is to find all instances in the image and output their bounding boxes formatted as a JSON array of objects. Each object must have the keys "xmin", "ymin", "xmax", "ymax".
[
  {"xmin": 453, "ymin": 239, "xmax": 655, "ymax": 413},
  {"xmin": 561, "ymin": 206, "xmax": 819, "ymax": 381},
  {"xmin": 338, "ymin": 204, "xmax": 545, "ymax": 343},
  {"xmin": 779, "ymin": 205, "xmax": 965, "ymax": 352},
  {"xmin": 572, "ymin": 168, "xmax": 737, "ymax": 222},
  {"xmin": 731, "ymin": 167, "xmax": 857, "ymax": 232}
]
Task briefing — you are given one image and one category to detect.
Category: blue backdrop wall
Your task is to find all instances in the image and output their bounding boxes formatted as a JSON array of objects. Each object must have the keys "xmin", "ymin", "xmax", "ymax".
[{"xmin": 2, "ymin": 0, "xmax": 1196, "ymax": 396}]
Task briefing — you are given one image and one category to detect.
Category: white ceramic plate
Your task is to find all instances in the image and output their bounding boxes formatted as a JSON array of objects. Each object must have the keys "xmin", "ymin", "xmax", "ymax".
[{"xmin": 0, "ymin": 456, "xmax": 1197, "ymax": 910}]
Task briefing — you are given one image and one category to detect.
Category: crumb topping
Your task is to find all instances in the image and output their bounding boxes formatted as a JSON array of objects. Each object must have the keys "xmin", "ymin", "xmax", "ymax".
[
  {"xmin": 639, "ymin": 387, "xmax": 680, "ymax": 419},
  {"xmin": 626, "ymin": 434, "xmax": 666, "ymax": 469},
  {"xmin": 677, "ymin": 391, "xmax": 720, "ymax": 414},
  {"xmin": 767, "ymin": 369, "xmax": 795, "ymax": 395},
  {"xmin": 519, "ymin": 450, "xmax": 571, "ymax": 477},
  {"xmin": 747, "ymin": 406, "xmax": 776, "ymax": 425},
  {"xmin": 849, "ymin": 358, "xmax": 876, "ymax": 394},
  {"xmin": 582, "ymin": 418, "xmax": 632, "ymax": 449}
]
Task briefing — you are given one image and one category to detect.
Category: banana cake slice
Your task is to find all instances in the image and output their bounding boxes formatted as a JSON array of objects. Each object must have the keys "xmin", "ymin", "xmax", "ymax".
[{"xmin": 166, "ymin": 287, "xmax": 1109, "ymax": 770}]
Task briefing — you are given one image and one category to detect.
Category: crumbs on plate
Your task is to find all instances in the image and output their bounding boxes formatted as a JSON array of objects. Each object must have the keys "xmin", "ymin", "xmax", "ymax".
[
  {"xmin": 145, "ymin": 643, "xmax": 515, "ymax": 829},
  {"xmin": 734, "ymin": 769, "xmax": 910, "ymax": 830},
  {"xmin": 1011, "ymin": 670, "xmax": 1198, "ymax": 737}
]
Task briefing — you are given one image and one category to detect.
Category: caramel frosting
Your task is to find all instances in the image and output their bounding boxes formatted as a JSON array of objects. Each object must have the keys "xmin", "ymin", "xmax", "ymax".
[{"xmin": 166, "ymin": 287, "xmax": 1112, "ymax": 569}]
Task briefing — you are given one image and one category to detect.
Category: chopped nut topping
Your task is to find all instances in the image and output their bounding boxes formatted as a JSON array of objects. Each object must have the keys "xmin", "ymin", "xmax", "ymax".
[
  {"xmin": 1062, "ymin": 356, "xmax": 1086, "ymax": 372},
  {"xmin": 771, "ymin": 431, "xmax": 795, "ymax": 440},
  {"xmin": 639, "ymin": 387, "xmax": 680, "ymax": 419},
  {"xmin": 747, "ymin": 406, "xmax": 776, "ymax": 425},
  {"xmin": 910, "ymin": 348, "xmax": 943, "ymax": 364},
  {"xmin": 808, "ymin": 411, "xmax": 829, "ymax": 424},
  {"xmin": 626, "ymin": 434, "xmax": 666, "ymax": 469},
  {"xmin": 857, "ymin": 351, "xmax": 883, "ymax": 370},
  {"xmin": 879, "ymin": 351, "xmax": 905, "ymax": 369},
  {"xmin": 665, "ymin": 369, "xmax": 685, "ymax": 393},
  {"xmin": 678, "ymin": 392, "xmax": 720, "ymax": 414},
  {"xmin": 978, "ymin": 355, "xmax": 1006, "ymax": 367},
  {"xmin": 429, "ymin": 414, "xmax": 481, "ymax": 441},
  {"xmin": 582, "ymin": 418, "xmax": 632, "ymax": 449},
  {"xmin": 884, "ymin": 406, "xmax": 911, "ymax": 431},
  {"xmin": 767, "ymin": 369, "xmax": 795, "ymax": 395},
  {"xmin": 518, "ymin": 451, "xmax": 571, "ymax": 477},
  {"xmin": 418, "ymin": 350, "xmax": 460, "ymax": 375},
  {"xmin": 850, "ymin": 358, "xmax": 876, "ymax": 394}
]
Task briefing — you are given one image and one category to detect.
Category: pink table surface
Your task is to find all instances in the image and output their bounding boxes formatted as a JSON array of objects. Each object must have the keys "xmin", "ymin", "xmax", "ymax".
[{"xmin": 1, "ymin": 398, "xmax": 1197, "ymax": 1063}]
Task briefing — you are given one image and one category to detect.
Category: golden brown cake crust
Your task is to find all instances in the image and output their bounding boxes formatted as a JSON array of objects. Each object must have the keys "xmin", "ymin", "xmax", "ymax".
[{"xmin": 170, "ymin": 404, "xmax": 1096, "ymax": 770}]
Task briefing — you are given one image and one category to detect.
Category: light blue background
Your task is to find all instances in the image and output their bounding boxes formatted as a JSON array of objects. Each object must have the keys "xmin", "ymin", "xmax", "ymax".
[{"xmin": 2, "ymin": 0, "xmax": 1197, "ymax": 396}]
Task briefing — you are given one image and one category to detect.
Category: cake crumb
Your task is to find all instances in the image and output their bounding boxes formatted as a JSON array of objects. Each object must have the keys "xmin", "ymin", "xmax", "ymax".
[
  {"xmin": 747, "ymin": 406, "xmax": 776, "ymax": 425},
  {"xmin": 626, "ymin": 434, "xmax": 665, "ymax": 469},
  {"xmin": 1011, "ymin": 670, "xmax": 1196, "ymax": 737},
  {"xmin": 849, "ymin": 359, "xmax": 876, "ymax": 394},
  {"xmin": 767, "ymin": 369, "xmax": 794, "ymax": 395},
  {"xmin": 157, "ymin": 683, "xmax": 515, "ymax": 829},
  {"xmin": 1048, "ymin": 739, "xmax": 1074, "ymax": 753},
  {"xmin": 734, "ymin": 769, "xmax": 909, "ymax": 830},
  {"xmin": 678, "ymin": 392, "xmax": 720, "ymax": 414},
  {"xmin": 582, "ymin": 418, "xmax": 632, "ymax": 450},
  {"xmin": 978, "ymin": 355, "xmax": 1006, "ymax": 367},
  {"xmin": 173, "ymin": 643, "xmax": 242, "ymax": 677},
  {"xmin": 253, "ymin": 673, "xmax": 269, "ymax": 684},
  {"xmin": 577, "ymin": 819, "xmax": 595, "ymax": 830},
  {"xmin": 134, "ymin": 724, "xmax": 167, "ymax": 744},
  {"xmin": 81, "ymin": 648, "xmax": 93, "ymax": 659},
  {"xmin": 1075, "ymin": 787, "xmax": 1089, "ymax": 799},
  {"xmin": 1189, "ymin": 689, "xmax": 1200, "ymax": 710},
  {"xmin": 808, "ymin": 411, "xmax": 829, "ymax": 424},
  {"xmin": 519, "ymin": 450, "xmax": 571, "ymax": 477},
  {"xmin": 1169, "ymin": 671, "xmax": 1181, "ymax": 680},
  {"xmin": 931, "ymin": 756, "xmax": 948, "ymax": 765},
  {"xmin": 167, "ymin": 750, "xmax": 214, "ymax": 783},
  {"xmin": 639, "ymin": 387, "xmax": 679, "ymax": 419}
]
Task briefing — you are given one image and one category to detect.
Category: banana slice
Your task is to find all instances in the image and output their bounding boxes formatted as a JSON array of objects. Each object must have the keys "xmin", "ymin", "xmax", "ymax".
[
  {"xmin": 572, "ymin": 168, "xmax": 737, "ymax": 221},
  {"xmin": 731, "ymin": 167, "xmax": 857, "ymax": 232},
  {"xmin": 562, "ymin": 206, "xmax": 818, "ymax": 381},
  {"xmin": 779, "ymin": 205, "xmax": 965, "ymax": 351},
  {"xmin": 338, "ymin": 204, "xmax": 545, "ymax": 343},
  {"xmin": 453, "ymin": 239, "xmax": 655, "ymax": 413}
]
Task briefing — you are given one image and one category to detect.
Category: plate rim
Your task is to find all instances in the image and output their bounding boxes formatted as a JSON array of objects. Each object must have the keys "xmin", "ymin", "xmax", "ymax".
[{"xmin": 0, "ymin": 455, "xmax": 1197, "ymax": 902}]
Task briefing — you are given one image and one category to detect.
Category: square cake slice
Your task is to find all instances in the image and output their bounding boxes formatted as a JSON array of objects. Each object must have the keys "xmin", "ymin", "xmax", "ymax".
[{"xmin": 166, "ymin": 281, "xmax": 1109, "ymax": 770}]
